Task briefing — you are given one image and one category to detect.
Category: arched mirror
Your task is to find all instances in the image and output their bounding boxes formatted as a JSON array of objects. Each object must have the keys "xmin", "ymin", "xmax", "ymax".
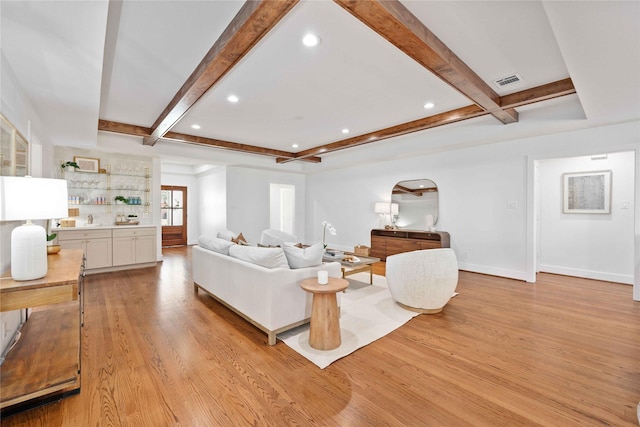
[{"xmin": 391, "ymin": 179, "xmax": 438, "ymax": 229}]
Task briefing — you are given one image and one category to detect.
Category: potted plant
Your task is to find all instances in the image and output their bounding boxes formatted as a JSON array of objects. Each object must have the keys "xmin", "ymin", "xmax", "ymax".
[
  {"xmin": 46, "ymin": 219, "xmax": 61, "ymax": 254},
  {"xmin": 115, "ymin": 195, "xmax": 128, "ymax": 205},
  {"xmin": 60, "ymin": 161, "xmax": 79, "ymax": 171}
]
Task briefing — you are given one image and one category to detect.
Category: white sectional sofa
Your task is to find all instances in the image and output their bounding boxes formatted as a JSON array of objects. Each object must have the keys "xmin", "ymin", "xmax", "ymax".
[{"xmin": 192, "ymin": 241, "xmax": 341, "ymax": 345}]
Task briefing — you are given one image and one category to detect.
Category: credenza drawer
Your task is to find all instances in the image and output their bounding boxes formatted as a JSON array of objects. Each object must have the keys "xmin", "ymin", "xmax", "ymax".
[{"xmin": 370, "ymin": 229, "xmax": 450, "ymax": 261}]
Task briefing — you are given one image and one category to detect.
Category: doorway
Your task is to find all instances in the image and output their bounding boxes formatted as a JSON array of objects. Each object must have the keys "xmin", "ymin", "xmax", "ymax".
[
  {"xmin": 531, "ymin": 151, "xmax": 635, "ymax": 285},
  {"xmin": 161, "ymin": 185, "xmax": 187, "ymax": 247}
]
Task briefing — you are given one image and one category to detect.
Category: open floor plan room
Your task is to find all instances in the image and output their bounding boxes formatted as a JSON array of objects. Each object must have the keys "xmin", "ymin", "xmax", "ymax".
[{"xmin": 3, "ymin": 247, "xmax": 638, "ymax": 426}]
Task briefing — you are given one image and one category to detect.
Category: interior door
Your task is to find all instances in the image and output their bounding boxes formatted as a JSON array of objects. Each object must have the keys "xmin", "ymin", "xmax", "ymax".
[{"xmin": 161, "ymin": 185, "xmax": 187, "ymax": 247}]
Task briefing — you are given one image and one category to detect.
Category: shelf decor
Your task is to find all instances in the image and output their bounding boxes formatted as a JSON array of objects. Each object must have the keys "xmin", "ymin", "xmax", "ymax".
[{"xmin": 73, "ymin": 156, "xmax": 100, "ymax": 173}]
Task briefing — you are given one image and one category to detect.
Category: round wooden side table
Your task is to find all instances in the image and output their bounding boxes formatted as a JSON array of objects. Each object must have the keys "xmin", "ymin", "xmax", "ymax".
[{"xmin": 300, "ymin": 277, "xmax": 349, "ymax": 350}]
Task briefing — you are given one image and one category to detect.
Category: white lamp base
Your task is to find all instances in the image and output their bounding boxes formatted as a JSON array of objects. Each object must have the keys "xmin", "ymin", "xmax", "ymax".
[
  {"xmin": 378, "ymin": 214, "xmax": 387, "ymax": 229},
  {"xmin": 11, "ymin": 221, "xmax": 47, "ymax": 281}
]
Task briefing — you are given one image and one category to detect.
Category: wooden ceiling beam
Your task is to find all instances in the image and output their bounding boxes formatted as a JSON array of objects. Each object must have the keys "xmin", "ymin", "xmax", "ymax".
[
  {"xmin": 100, "ymin": 78, "xmax": 574, "ymax": 164},
  {"xmin": 99, "ymin": 120, "xmax": 321, "ymax": 162},
  {"xmin": 276, "ymin": 104, "xmax": 486, "ymax": 163},
  {"xmin": 163, "ymin": 131, "xmax": 321, "ymax": 162},
  {"xmin": 98, "ymin": 120, "xmax": 151, "ymax": 137},
  {"xmin": 142, "ymin": 0, "xmax": 299, "ymax": 146},
  {"xmin": 333, "ymin": 0, "xmax": 518, "ymax": 125},
  {"xmin": 500, "ymin": 78, "xmax": 576, "ymax": 109},
  {"xmin": 277, "ymin": 78, "xmax": 575, "ymax": 163}
]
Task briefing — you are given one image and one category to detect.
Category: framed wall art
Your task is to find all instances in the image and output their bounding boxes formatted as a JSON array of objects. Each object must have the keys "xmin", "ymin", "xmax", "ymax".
[
  {"xmin": 563, "ymin": 170, "xmax": 611, "ymax": 214},
  {"xmin": 73, "ymin": 156, "xmax": 100, "ymax": 173}
]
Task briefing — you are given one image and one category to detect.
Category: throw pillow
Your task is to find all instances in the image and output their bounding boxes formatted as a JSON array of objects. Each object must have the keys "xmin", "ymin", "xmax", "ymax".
[
  {"xmin": 217, "ymin": 229, "xmax": 236, "ymax": 241},
  {"xmin": 282, "ymin": 242, "xmax": 324, "ymax": 269},
  {"xmin": 198, "ymin": 235, "xmax": 235, "ymax": 255},
  {"xmin": 231, "ymin": 232, "xmax": 248, "ymax": 245},
  {"xmin": 228, "ymin": 245, "xmax": 290, "ymax": 269}
]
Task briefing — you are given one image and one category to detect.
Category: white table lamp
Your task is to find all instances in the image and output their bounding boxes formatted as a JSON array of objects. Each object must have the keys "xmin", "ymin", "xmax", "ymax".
[
  {"xmin": 0, "ymin": 176, "xmax": 68, "ymax": 281},
  {"xmin": 375, "ymin": 202, "xmax": 399, "ymax": 228},
  {"xmin": 374, "ymin": 202, "xmax": 390, "ymax": 228}
]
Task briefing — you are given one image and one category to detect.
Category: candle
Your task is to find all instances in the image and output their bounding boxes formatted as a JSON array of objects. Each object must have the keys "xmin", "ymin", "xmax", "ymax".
[{"xmin": 317, "ymin": 270, "xmax": 329, "ymax": 285}]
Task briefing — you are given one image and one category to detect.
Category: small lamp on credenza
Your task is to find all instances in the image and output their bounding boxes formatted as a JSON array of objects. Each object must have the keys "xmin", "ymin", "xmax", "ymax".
[
  {"xmin": 375, "ymin": 202, "xmax": 389, "ymax": 228},
  {"xmin": 0, "ymin": 176, "xmax": 68, "ymax": 281}
]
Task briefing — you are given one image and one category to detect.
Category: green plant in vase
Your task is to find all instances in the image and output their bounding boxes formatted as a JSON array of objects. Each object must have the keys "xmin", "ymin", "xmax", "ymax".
[
  {"xmin": 45, "ymin": 219, "xmax": 57, "ymax": 242},
  {"xmin": 61, "ymin": 161, "xmax": 79, "ymax": 170},
  {"xmin": 115, "ymin": 195, "xmax": 129, "ymax": 204},
  {"xmin": 59, "ymin": 161, "xmax": 80, "ymax": 178}
]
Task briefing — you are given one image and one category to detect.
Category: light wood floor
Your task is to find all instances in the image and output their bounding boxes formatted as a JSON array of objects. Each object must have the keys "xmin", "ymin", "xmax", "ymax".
[{"xmin": 3, "ymin": 246, "xmax": 639, "ymax": 426}]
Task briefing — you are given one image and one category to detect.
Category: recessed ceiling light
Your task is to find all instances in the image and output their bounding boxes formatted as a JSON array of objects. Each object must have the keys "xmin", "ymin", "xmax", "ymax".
[
  {"xmin": 302, "ymin": 33, "xmax": 321, "ymax": 47},
  {"xmin": 227, "ymin": 95, "xmax": 239, "ymax": 103},
  {"xmin": 292, "ymin": 144, "xmax": 299, "ymax": 148},
  {"xmin": 190, "ymin": 124, "xmax": 201, "ymax": 130},
  {"xmin": 424, "ymin": 102, "xmax": 435, "ymax": 109},
  {"xmin": 341, "ymin": 128, "xmax": 349, "ymax": 134}
]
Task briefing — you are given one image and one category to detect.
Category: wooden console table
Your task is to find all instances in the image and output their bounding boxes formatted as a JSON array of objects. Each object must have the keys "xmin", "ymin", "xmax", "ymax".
[
  {"xmin": 0, "ymin": 249, "xmax": 84, "ymax": 415},
  {"xmin": 370, "ymin": 229, "xmax": 450, "ymax": 261}
]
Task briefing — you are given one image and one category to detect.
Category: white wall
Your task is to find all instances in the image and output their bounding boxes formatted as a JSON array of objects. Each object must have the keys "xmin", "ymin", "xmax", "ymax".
[
  {"xmin": 537, "ymin": 152, "xmax": 635, "ymax": 283},
  {"xmin": 307, "ymin": 120, "xmax": 639, "ymax": 284},
  {"xmin": 197, "ymin": 166, "xmax": 227, "ymax": 238},
  {"xmin": 161, "ymin": 166, "xmax": 200, "ymax": 245},
  {"xmin": 226, "ymin": 166, "xmax": 306, "ymax": 244},
  {"xmin": 0, "ymin": 51, "xmax": 46, "ymax": 356}
]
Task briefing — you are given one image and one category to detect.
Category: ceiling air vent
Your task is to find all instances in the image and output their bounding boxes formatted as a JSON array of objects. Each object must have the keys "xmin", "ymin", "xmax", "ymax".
[{"xmin": 493, "ymin": 74, "xmax": 523, "ymax": 89}]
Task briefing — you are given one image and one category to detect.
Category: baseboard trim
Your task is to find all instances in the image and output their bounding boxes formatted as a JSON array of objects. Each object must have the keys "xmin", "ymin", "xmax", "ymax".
[
  {"xmin": 457, "ymin": 262, "xmax": 529, "ymax": 282},
  {"xmin": 538, "ymin": 264, "xmax": 633, "ymax": 285}
]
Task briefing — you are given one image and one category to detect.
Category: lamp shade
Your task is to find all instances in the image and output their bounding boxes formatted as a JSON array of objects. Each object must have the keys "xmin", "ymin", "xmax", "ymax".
[
  {"xmin": 0, "ymin": 176, "xmax": 68, "ymax": 221},
  {"xmin": 374, "ymin": 202, "xmax": 390, "ymax": 214},
  {"xmin": 0, "ymin": 177, "xmax": 68, "ymax": 281}
]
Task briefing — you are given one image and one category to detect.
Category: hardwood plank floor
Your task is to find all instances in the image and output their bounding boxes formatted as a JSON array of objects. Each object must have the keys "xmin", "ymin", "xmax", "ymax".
[{"xmin": 2, "ymin": 246, "xmax": 639, "ymax": 426}]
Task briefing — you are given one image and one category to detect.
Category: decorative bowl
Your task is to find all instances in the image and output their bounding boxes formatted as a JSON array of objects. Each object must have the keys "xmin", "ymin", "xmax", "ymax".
[{"xmin": 47, "ymin": 245, "xmax": 62, "ymax": 255}]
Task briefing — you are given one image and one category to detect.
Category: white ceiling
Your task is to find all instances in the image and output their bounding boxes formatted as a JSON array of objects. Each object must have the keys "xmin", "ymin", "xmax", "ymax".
[{"xmin": 1, "ymin": 1, "xmax": 639, "ymax": 171}]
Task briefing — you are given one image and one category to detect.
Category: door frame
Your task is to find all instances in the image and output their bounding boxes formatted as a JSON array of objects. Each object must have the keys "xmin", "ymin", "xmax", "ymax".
[{"xmin": 161, "ymin": 185, "xmax": 187, "ymax": 247}]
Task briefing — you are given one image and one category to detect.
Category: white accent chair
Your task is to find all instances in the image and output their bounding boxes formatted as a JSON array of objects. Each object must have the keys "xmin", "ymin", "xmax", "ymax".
[
  {"xmin": 386, "ymin": 248, "xmax": 459, "ymax": 314},
  {"xmin": 259, "ymin": 229, "xmax": 298, "ymax": 247}
]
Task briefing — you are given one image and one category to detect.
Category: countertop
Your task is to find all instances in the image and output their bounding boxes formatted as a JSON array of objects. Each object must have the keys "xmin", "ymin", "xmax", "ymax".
[{"xmin": 52, "ymin": 224, "xmax": 156, "ymax": 231}]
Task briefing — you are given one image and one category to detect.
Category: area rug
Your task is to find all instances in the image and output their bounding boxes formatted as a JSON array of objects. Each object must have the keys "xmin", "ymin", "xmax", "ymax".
[{"xmin": 278, "ymin": 273, "xmax": 420, "ymax": 369}]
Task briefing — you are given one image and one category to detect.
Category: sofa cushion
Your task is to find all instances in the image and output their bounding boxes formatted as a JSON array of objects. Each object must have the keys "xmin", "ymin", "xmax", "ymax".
[
  {"xmin": 282, "ymin": 242, "xmax": 324, "ymax": 269},
  {"xmin": 260, "ymin": 229, "xmax": 298, "ymax": 247},
  {"xmin": 217, "ymin": 229, "xmax": 237, "ymax": 241},
  {"xmin": 228, "ymin": 245, "xmax": 290, "ymax": 269},
  {"xmin": 198, "ymin": 234, "xmax": 235, "ymax": 255}
]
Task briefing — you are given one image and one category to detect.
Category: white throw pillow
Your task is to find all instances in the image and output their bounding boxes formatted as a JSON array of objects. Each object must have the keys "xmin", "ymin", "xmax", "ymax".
[
  {"xmin": 198, "ymin": 234, "xmax": 235, "ymax": 255},
  {"xmin": 217, "ymin": 229, "xmax": 236, "ymax": 241},
  {"xmin": 282, "ymin": 242, "xmax": 324, "ymax": 269},
  {"xmin": 228, "ymin": 245, "xmax": 290, "ymax": 269}
]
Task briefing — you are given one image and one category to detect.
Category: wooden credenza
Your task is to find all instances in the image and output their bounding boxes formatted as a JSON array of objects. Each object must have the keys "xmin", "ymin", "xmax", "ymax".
[
  {"xmin": 0, "ymin": 249, "xmax": 84, "ymax": 415},
  {"xmin": 371, "ymin": 229, "xmax": 450, "ymax": 261}
]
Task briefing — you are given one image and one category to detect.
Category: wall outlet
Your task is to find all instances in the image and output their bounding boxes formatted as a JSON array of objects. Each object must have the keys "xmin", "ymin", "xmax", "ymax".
[
  {"xmin": 507, "ymin": 201, "xmax": 518, "ymax": 209},
  {"xmin": 622, "ymin": 200, "xmax": 630, "ymax": 209}
]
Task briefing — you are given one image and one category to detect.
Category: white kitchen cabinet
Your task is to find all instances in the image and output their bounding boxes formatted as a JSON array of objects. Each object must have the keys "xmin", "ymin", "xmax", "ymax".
[
  {"xmin": 112, "ymin": 227, "xmax": 157, "ymax": 266},
  {"xmin": 56, "ymin": 229, "xmax": 112, "ymax": 269},
  {"xmin": 54, "ymin": 226, "xmax": 157, "ymax": 273}
]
